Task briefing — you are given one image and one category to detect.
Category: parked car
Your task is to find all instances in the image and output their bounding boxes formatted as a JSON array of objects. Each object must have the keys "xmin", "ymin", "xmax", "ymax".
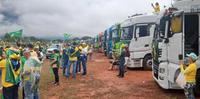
[{"xmin": 46, "ymin": 44, "xmax": 62, "ymax": 59}]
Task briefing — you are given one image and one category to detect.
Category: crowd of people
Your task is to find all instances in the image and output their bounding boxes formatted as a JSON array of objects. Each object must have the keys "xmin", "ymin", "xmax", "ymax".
[
  {"xmin": 0, "ymin": 43, "xmax": 42, "ymax": 99},
  {"xmin": 50, "ymin": 42, "xmax": 93, "ymax": 86},
  {"xmin": 0, "ymin": 41, "xmax": 93, "ymax": 99}
]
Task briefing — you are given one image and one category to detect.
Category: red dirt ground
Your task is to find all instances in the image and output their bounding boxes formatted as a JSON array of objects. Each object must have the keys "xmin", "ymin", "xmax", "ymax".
[{"xmin": 40, "ymin": 53, "xmax": 200, "ymax": 99}]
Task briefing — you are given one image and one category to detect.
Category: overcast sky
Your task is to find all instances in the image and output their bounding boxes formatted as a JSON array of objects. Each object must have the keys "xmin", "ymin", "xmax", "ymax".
[{"xmin": 0, "ymin": 0, "xmax": 173, "ymax": 39}]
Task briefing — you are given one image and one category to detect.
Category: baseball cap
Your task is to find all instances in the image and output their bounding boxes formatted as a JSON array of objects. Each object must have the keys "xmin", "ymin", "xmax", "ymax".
[{"xmin": 186, "ymin": 52, "xmax": 198, "ymax": 61}]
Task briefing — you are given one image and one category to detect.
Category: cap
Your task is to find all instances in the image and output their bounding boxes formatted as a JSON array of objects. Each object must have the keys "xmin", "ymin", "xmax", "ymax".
[{"xmin": 186, "ymin": 52, "xmax": 198, "ymax": 61}]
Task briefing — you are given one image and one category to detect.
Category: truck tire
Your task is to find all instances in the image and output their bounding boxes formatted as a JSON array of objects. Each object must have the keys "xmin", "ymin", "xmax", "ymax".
[
  {"xmin": 142, "ymin": 55, "xmax": 152, "ymax": 70},
  {"xmin": 194, "ymin": 69, "xmax": 200, "ymax": 95}
]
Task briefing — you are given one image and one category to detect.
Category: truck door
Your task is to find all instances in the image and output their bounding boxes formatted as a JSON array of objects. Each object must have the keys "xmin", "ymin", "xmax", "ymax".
[
  {"xmin": 167, "ymin": 12, "xmax": 184, "ymax": 83},
  {"xmin": 132, "ymin": 24, "xmax": 152, "ymax": 58},
  {"xmin": 167, "ymin": 12, "xmax": 183, "ymax": 64}
]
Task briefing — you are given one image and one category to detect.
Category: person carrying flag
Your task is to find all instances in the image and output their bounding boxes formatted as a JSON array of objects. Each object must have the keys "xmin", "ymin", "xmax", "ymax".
[
  {"xmin": 0, "ymin": 48, "xmax": 22, "ymax": 99},
  {"xmin": 66, "ymin": 42, "xmax": 79, "ymax": 79}
]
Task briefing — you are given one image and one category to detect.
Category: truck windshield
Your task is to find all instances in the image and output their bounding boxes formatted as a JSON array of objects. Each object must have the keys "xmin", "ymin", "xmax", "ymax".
[{"xmin": 121, "ymin": 26, "xmax": 133, "ymax": 40}]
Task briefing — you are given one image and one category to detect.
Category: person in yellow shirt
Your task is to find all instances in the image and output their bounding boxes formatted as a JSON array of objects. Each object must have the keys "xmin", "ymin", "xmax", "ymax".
[
  {"xmin": 180, "ymin": 53, "xmax": 197, "ymax": 99},
  {"xmin": 79, "ymin": 43, "xmax": 88, "ymax": 75},
  {"xmin": 66, "ymin": 43, "xmax": 79, "ymax": 79},
  {"xmin": 0, "ymin": 49, "xmax": 21, "ymax": 99},
  {"xmin": 151, "ymin": 2, "xmax": 160, "ymax": 14}
]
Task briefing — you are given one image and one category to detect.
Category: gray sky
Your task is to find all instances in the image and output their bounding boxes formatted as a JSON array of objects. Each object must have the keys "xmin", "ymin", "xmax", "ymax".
[{"xmin": 0, "ymin": 0, "xmax": 172, "ymax": 39}]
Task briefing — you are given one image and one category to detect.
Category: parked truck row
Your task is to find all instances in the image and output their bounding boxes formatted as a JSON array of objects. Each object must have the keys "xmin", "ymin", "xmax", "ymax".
[{"xmin": 94, "ymin": 0, "xmax": 200, "ymax": 94}]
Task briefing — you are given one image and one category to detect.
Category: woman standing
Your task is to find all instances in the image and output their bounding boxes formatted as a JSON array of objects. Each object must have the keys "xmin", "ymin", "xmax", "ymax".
[
  {"xmin": 50, "ymin": 49, "xmax": 60, "ymax": 86},
  {"xmin": 179, "ymin": 53, "xmax": 198, "ymax": 99}
]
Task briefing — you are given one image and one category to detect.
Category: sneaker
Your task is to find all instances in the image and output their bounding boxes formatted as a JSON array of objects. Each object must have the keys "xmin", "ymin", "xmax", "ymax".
[
  {"xmin": 54, "ymin": 82, "xmax": 59, "ymax": 86},
  {"xmin": 82, "ymin": 73, "xmax": 86, "ymax": 75}
]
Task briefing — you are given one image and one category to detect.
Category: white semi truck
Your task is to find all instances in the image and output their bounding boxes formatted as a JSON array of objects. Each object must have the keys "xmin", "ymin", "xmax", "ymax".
[
  {"xmin": 127, "ymin": 15, "xmax": 158, "ymax": 69},
  {"xmin": 152, "ymin": 0, "xmax": 200, "ymax": 93}
]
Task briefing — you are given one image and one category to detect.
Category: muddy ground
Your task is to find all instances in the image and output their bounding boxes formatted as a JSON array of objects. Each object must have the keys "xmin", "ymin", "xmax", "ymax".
[{"xmin": 40, "ymin": 53, "xmax": 200, "ymax": 99}]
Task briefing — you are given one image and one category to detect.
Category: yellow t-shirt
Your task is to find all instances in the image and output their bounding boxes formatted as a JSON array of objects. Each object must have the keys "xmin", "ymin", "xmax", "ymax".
[
  {"xmin": 69, "ymin": 47, "xmax": 78, "ymax": 61},
  {"xmin": 0, "ymin": 59, "xmax": 14, "ymax": 87},
  {"xmin": 180, "ymin": 63, "xmax": 197, "ymax": 83}
]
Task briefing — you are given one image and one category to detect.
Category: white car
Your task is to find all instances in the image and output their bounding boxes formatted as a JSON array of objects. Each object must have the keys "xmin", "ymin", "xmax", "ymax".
[{"xmin": 46, "ymin": 44, "xmax": 62, "ymax": 59}]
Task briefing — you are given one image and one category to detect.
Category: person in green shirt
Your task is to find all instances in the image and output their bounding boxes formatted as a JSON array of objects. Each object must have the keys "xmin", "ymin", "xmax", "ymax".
[{"xmin": 50, "ymin": 49, "xmax": 60, "ymax": 86}]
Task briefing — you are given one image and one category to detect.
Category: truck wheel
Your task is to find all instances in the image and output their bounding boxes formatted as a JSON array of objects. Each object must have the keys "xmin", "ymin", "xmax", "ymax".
[
  {"xmin": 194, "ymin": 69, "xmax": 200, "ymax": 95},
  {"xmin": 142, "ymin": 55, "xmax": 152, "ymax": 70}
]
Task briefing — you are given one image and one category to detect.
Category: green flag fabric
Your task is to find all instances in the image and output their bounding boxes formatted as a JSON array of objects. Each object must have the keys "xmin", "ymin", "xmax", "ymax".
[
  {"xmin": 64, "ymin": 33, "xmax": 71, "ymax": 40},
  {"xmin": 5, "ymin": 49, "xmax": 21, "ymax": 85},
  {"xmin": 9, "ymin": 29, "xmax": 23, "ymax": 38}
]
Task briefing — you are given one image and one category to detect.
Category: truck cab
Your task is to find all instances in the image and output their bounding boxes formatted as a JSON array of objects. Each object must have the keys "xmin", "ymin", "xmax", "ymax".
[
  {"xmin": 103, "ymin": 30, "xmax": 108, "ymax": 56},
  {"xmin": 152, "ymin": 0, "xmax": 200, "ymax": 93},
  {"xmin": 107, "ymin": 24, "xmax": 121, "ymax": 59},
  {"xmin": 120, "ymin": 18, "xmax": 134, "ymax": 46},
  {"xmin": 128, "ymin": 15, "xmax": 157, "ymax": 69}
]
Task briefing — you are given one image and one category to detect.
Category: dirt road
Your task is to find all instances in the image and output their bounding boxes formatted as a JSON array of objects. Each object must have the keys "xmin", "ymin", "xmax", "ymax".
[{"xmin": 40, "ymin": 53, "xmax": 199, "ymax": 99}]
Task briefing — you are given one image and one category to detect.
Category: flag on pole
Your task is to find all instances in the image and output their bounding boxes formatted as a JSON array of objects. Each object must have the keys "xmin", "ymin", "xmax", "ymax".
[
  {"xmin": 64, "ymin": 33, "xmax": 71, "ymax": 40},
  {"xmin": 9, "ymin": 29, "xmax": 23, "ymax": 38}
]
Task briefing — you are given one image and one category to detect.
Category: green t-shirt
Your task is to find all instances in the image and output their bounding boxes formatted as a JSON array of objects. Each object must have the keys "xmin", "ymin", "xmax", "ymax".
[{"xmin": 52, "ymin": 53, "xmax": 60, "ymax": 67}]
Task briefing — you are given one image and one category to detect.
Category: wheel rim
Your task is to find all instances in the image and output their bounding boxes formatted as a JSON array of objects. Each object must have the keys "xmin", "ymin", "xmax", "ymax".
[{"xmin": 146, "ymin": 59, "xmax": 152, "ymax": 68}]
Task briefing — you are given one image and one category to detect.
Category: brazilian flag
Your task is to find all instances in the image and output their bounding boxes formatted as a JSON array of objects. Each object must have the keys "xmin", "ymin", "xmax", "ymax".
[
  {"xmin": 9, "ymin": 29, "xmax": 23, "ymax": 38},
  {"xmin": 64, "ymin": 33, "xmax": 71, "ymax": 40}
]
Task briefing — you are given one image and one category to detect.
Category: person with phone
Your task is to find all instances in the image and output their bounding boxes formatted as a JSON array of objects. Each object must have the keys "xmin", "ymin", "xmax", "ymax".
[{"xmin": 179, "ymin": 53, "xmax": 198, "ymax": 99}]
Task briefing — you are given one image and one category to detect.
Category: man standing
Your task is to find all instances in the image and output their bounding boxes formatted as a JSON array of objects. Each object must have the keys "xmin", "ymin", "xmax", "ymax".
[
  {"xmin": 22, "ymin": 50, "xmax": 41, "ymax": 99},
  {"xmin": 62, "ymin": 44, "xmax": 69, "ymax": 76},
  {"xmin": 66, "ymin": 43, "xmax": 78, "ymax": 79},
  {"xmin": 117, "ymin": 44, "xmax": 126, "ymax": 78}
]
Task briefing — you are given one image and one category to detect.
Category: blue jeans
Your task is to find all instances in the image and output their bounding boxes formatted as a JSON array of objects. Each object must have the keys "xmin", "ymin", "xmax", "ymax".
[
  {"xmin": 80, "ymin": 54, "xmax": 87, "ymax": 74},
  {"xmin": 76, "ymin": 57, "xmax": 81, "ymax": 73},
  {"xmin": 118, "ymin": 58, "xmax": 125, "ymax": 77},
  {"xmin": 66, "ymin": 61, "xmax": 77, "ymax": 78},
  {"xmin": 184, "ymin": 83, "xmax": 196, "ymax": 99},
  {"xmin": 62, "ymin": 60, "xmax": 69, "ymax": 75},
  {"xmin": 24, "ymin": 81, "xmax": 39, "ymax": 99}
]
